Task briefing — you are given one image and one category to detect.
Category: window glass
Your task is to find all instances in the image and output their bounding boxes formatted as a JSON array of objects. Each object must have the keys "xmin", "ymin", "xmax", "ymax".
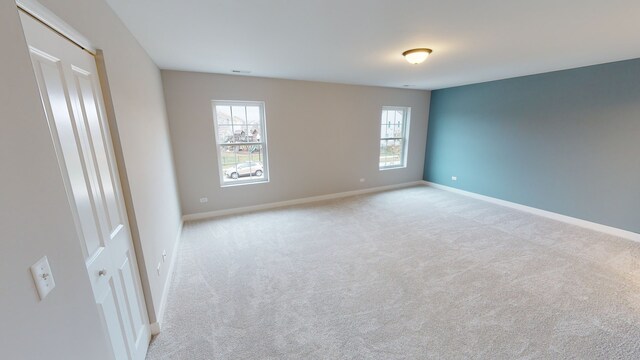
[
  {"xmin": 213, "ymin": 101, "xmax": 268, "ymax": 185},
  {"xmin": 379, "ymin": 107, "xmax": 410, "ymax": 169}
]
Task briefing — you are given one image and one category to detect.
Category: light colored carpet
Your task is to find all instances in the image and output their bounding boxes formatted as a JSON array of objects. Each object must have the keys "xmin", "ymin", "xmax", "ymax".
[{"xmin": 146, "ymin": 185, "xmax": 640, "ymax": 359}]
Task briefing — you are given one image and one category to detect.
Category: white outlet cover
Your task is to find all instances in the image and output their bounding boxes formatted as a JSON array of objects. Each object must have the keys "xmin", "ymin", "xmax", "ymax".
[
  {"xmin": 30, "ymin": 256, "xmax": 55, "ymax": 300},
  {"xmin": 199, "ymin": 197, "xmax": 208, "ymax": 203},
  {"xmin": 452, "ymin": 176, "xmax": 458, "ymax": 181}
]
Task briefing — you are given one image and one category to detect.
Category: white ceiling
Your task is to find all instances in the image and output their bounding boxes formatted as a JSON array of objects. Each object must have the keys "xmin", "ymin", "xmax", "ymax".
[{"xmin": 105, "ymin": 0, "xmax": 640, "ymax": 90}]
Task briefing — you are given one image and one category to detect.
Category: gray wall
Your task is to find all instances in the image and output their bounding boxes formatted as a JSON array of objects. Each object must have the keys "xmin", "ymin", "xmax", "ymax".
[
  {"xmin": 36, "ymin": 0, "xmax": 183, "ymax": 322},
  {"xmin": 1, "ymin": 0, "xmax": 182, "ymax": 357},
  {"xmin": 162, "ymin": 71, "xmax": 430, "ymax": 215},
  {"xmin": 425, "ymin": 58, "xmax": 640, "ymax": 234}
]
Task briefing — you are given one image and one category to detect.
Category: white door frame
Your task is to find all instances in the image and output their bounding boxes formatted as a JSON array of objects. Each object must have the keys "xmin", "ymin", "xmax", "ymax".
[
  {"xmin": 17, "ymin": 0, "xmax": 156, "ymax": 331},
  {"xmin": 17, "ymin": 0, "xmax": 94, "ymax": 53}
]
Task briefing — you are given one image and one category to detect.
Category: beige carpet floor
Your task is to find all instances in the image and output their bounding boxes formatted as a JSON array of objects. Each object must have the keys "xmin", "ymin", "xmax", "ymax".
[{"xmin": 147, "ymin": 185, "xmax": 640, "ymax": 359}]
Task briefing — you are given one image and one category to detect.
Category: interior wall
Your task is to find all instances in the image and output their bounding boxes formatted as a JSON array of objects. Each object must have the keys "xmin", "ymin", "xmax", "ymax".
[
  {"xmin": 425, "ymin": 58, "xmax": 640, "ymax": 234},
  {"xmin": 0, "ymin": 1, "xmax": 111, "ymax": 359},
  {"xmin": 7, "ymin": 0, "xmax": 182, "ymax": 325},
  {"xmin": 162, "ymin": 71, "xmax": 431, "ymax": 215}
]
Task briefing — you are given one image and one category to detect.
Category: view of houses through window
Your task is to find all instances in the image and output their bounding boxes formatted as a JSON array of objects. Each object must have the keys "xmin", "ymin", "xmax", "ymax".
[
  {"xmin": 213, "ymin": 101, "xmax": 268, "ymax": 185},
  {"xmin": 380, "ymin": 106, "xmax": 410, "ymax": 169},
  {"xmin": 213, "ymin": 102, "xmax": 408, "ymax": 185}
]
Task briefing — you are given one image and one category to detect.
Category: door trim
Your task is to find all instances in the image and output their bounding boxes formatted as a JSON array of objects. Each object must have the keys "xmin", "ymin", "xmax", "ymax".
[
  {"xmin": 94, "ymin": 49, "xmax": 160, "ymax": 325},
  {"xmin": 17, "ymin": 0, "xmax": 95, "ymax": 53}
]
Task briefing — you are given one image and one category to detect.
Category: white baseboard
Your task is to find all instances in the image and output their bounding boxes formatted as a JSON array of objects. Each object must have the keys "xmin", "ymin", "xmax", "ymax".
[
  {"xmin": 150, "ymin": 219, "xmax": 184, "ymax": 335},
  {"xmin": 182, "ymin": 181, "xmax": 424, "ymax": 222},
  {"xmin": 422, "ymin": 181, "xmax": 640, "ymax": 243}
]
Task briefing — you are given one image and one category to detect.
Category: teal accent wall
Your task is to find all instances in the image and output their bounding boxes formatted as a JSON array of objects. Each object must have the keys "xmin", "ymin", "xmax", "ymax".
[{"xmin": 424, "ymin": 58, "xmax": 640, "ymax": 234}]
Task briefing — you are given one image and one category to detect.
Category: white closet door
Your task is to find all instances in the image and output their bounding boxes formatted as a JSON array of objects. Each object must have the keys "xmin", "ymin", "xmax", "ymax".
[{"xmin": 20, "ymin": 11, "xmax": 150, "ymax": 360}]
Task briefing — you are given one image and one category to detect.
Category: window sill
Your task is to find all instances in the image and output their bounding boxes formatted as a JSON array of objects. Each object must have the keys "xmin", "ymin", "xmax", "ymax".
[
  {"xmin": 220, "ymin": 178, "xmax": 269, "ymax": 188},
  {"xmin": 379, "ymin": 166, "xmax": 407, "ymax": 171}
]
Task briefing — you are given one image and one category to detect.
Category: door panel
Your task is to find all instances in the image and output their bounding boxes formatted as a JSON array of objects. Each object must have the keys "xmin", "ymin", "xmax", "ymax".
[
  {"xmin": 20, "ymin": 11, "xmax": 150, "ymax": 360},
  {"xmin": 30, "ymin": 49, "xmax": 105, "ymax": 261},
  {"xmin": 71, "ymin": 67, "xmax": 113, "ymax": 242},
  {"xmin": 118, "ymin": 254, "xmax": 145, "ymax": 344},
  {"xmin": 98, "ymin": 280, "xmax": 131, "ymax": 360},
  {"xmin": 74, "ymin": 70, "xmax": 123, "ymax": 232}
]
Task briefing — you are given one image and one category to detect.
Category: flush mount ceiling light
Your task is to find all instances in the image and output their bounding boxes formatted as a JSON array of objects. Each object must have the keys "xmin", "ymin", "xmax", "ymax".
[{"xmin": 402, "ymin": 48, "xmax": 432, "ymax": 64}]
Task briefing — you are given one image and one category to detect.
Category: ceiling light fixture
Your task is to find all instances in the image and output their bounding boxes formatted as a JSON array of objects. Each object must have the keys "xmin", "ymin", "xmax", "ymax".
[{"xmin": 402, "ymin": 48, "xmax": 432, "ymax": 64}]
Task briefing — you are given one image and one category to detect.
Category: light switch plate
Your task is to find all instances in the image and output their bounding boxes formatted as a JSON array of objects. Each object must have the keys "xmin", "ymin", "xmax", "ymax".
[{"xmin": 30, "ymin": 256, "xmax": 55, "ymax": 300}]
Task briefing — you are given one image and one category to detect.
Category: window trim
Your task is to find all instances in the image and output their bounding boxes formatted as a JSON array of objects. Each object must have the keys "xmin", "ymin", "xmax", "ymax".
[
  {"xmin": 212, "ymin": 100, "xmax": 270, "ymax": 187},
  {"xmin": 379, "ymin": 106, "xmax": 410, "ymax": 170}
]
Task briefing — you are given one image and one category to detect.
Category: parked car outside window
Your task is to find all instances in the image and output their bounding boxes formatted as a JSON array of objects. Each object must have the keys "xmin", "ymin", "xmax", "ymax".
[{"xmin": 224, "ymin": 161, "xmax": 264, "ymax": 179}]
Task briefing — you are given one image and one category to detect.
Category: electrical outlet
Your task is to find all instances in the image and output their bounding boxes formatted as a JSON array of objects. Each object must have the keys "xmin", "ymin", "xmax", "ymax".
[
  {"xmin": 199, "ymin": 197, "xmax": 208, "ymax": 203},
  {"xmin": 162, "ymin": 250, "xmax": 167, "ymax": 263},
  {"xmin": 452, "ymin": 176, "xmax": 457, "ymax": 181}
]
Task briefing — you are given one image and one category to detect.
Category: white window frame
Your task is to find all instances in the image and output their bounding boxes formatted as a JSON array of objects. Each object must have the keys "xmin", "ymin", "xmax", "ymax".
[
  {"xmin": 212, "ymin": 100, "xmax": 270, "ymax": 187},
  {"xmin": 379, "ymin": 106, "xmax": 410, "ymax": 170}
]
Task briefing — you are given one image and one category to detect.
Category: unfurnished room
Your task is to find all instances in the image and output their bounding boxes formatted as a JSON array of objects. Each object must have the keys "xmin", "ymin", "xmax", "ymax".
[{"xmin": 2, "ymin": 0, "xmax": 640, "ymax": 359}]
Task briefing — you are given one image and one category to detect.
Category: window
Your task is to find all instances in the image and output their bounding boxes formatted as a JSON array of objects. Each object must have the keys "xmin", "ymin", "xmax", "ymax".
[
  {"xmin": 379, "ymin": 106, "xmax": 410, "ymax": 169},
  {"xmin": 212, "ymin": 101, "xmax": 269, "ymax": 186}
]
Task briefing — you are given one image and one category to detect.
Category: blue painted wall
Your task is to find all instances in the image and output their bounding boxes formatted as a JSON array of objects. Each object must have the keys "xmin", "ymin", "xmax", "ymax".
[{"xmin": 424, "ymin": 58, "xmax": 640, "ymax": 234}]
